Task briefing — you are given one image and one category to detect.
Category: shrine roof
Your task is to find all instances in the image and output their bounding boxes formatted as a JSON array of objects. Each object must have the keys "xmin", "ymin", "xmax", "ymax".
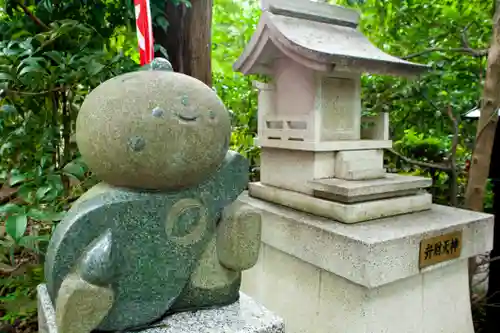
[{"xmin": 234, "ymin": 0, "xmax": 428, "ymax": 77}]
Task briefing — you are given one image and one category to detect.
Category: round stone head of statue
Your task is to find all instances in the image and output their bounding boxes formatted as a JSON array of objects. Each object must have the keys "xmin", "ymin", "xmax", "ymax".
[{"xmin": 76, "ymin": 69, "xmax": 231, "ymax": 190}]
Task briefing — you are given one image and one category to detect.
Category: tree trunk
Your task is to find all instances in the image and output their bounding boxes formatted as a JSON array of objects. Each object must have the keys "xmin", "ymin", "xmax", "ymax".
[
  {"xmin": 465, "ymin": 0, "xmax": 500, "ymax": 322},
  {"xmin": 158, "ymin": 0, "xmax": 213, "ymax": 86},
  {"xmin": 486, "ymin": 179, "xmax": 500, "ymax": 333}
]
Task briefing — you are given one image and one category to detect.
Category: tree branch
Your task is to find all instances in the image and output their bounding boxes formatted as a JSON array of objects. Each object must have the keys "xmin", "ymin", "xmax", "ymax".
[
  {"xmin": 16, "ymin": 1, "xmax": 49, "ymax": 31},
  {"xmin": 0, "ymin": 262, "xmax": 23, "ymax": 275},
  {"xmin": 402, "ymin": 47, "xmax": 488, "ymax": 60},
  {"xmin": 461, "ymin": 21, "xmax": 490, "ymax": 57},
  {"xmin": 0, "ymin": 86, "xmax": 66, "ymax": 98},
  {"xmin": 403, "ymin": 23, "xmax": 489, "ymax": 60},
  {"xmin": 385, "ymin": 148, "xmax": 452, "ymax": 172}
]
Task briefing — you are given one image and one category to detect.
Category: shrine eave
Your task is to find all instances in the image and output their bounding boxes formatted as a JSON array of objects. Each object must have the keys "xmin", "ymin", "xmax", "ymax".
[{"xmin": 233, "ymin": 12, "xmax": 429, "ymax": 77}]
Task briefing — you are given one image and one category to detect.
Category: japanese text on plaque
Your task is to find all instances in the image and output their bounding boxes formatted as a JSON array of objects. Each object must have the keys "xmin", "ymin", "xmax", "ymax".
[{"xmin": 419, "ymin": 231, "xmax": 462, "ymax": 269}]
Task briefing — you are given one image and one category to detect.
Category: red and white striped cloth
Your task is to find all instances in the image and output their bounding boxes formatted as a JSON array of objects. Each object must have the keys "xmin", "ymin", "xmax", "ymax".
[{"xmin": 134, "ymin": 0, "xmax": 154, "ymax": 65}]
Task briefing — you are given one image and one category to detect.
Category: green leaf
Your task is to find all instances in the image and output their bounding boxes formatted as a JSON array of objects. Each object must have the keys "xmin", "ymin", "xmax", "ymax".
[
  {"xmin": 18, "ymin": 65, "xmax": 47, "ymax": 77},
  {"xmin": 40, "ymin": 154, "xmax": 51, "ymax": 168},
  {"xmin": 0, "ymin": 253, "xmax": 11, "ymax": 264},
  {"xmin": 5, "ymin": 214, "xmax": 28, "ymax": 241},
  {"xmin": 0, "ymin": 105, "xmax": 17, "ymax": 114},
  {"xmin": 57, "ymin": 21, "xmax": 78, "ymax": 35},
  {"xmin": 179, "ymin": 0, "xmax": 192, "ymax": 8},
  {"xmin": 44, "ymin": 51, "xmax": 64, "ymax": 64},
  {"xmin": 11, "ymin": 30, "xmax": 33, "ymax": 40},
  {"xmin": 35, "ymin": 186, "xmax": 51, "ymax": 200},
  {"xmin": 3, "ymin": 47, "xmax": 22, "ymax": 57},
  {"xmin": 0, "ymin": 203, "xmax": 22, "ymax": 215},
  {"xmin": 18, "ymin": 235, "xmax": 50, "ymax": 252},
  {"xmin": 17, "ymin": 184, "xmax": 34, "ymax": 203},
  {"xmin": 1, "ymin": 295, "xmax": 37, "ymax": 316},
  {"xmin": 155, "ymin": 15, "xmax": 169, "ymax": 33},
  {"xmin": 85, "ymin": 61, "xmax": 105, "ymax": 76},
  {"xmin": 27, "ymin": 208, "xmax": 64, "ymax": 222},
  {"xmin": 40, "ymin": 0, "xmax": 53, "ymax": 13},
  {"xmin": 19, "ymin": 56, "xmax": 46, "ymax": 69},
  {"xmin": 0, "ymin": 72, "xmax": 14, "ymax": 81},
  {"xmin": 62, "ymin": 160, "xmax": 87, "ymax": 180},
  {"xmin": 9, "ymin": 173, "xmax": 28, "ymax": 186},
  {"xmin": 154, "ymin": 44, "xmax": 169, "ymax": 59}
]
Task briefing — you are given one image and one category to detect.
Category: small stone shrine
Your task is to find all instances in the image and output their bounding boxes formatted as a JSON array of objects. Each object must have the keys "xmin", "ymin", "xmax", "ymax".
[
  {"xmin": 234, "ymin": 1, "xmax": 494, "ymax": 333},
  {"xmin": 234, "ymin": 0, "xmax": 432, "ymax": 223},
  {"xmin": 38, "ymin": 58, "xmax": 283, "ymax": 333}
]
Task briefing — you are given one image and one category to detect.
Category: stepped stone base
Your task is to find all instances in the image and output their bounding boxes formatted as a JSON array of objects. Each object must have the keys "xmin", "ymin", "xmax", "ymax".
[
  {"xmin": 249, "ymin": 182, "xmax": 432, "ymax": 224},
  {"xmin": 309, "ymin": 174, "xmax": 432, "ymax": 203}
]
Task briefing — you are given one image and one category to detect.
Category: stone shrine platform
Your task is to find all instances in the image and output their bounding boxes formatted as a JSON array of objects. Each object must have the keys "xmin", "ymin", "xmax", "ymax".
[
  {"xmin": 239, "ymin": 192, "xmax": 493, "ymax": 333},
  {"xmin": 37, "ymin": 284, "xmax": 285, "ymax": 333}
]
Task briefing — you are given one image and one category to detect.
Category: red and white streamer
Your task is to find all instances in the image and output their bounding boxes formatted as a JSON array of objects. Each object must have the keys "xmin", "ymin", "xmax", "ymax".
[{"xmin": 134, "ymin": 0, "xmax": 154, "ymax": 66}]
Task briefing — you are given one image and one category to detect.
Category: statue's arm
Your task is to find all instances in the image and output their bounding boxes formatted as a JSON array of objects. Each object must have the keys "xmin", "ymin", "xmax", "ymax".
[
  {"xmin": 200, "ymin": 150, "xmax": 261, "ymax": 271},
  {"xmin": 216, "ymin": 201, "xmax": 262, "ymax": 271}
]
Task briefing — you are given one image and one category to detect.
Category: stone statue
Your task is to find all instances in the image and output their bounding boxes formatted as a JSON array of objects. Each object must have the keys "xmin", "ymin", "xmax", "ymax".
[{"xmin": 44, "ymin": 58, "xmax": 262, "ymax": 333}]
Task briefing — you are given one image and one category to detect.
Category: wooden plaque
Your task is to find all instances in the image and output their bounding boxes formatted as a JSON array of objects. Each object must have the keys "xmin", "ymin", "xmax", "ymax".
[{"xmin": 419, "ymin": 230, "xmax": 463, "ymax": 269}]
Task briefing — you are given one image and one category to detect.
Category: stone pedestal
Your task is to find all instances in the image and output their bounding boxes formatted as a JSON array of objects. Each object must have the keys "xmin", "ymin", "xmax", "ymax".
[
  {"xmin": 37, "ymin": 284, "xmax": 284, "ymax": 333},
  {"xmin": 238, "ymin": 193, "xmax": 493, "ymax": 333}
]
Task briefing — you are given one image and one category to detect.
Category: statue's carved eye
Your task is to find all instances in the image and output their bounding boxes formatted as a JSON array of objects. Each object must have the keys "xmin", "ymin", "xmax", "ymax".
[
  {"xmin": 152, "ymin": 107, "xmax": 164, "ymax": 118},
  {"xmin": 128, "ymin": 136, "xmax": 146, "ymax": 152},
  {"xmin": 181, "ymin": 95, "xmax": 189, "ymax": 106}
]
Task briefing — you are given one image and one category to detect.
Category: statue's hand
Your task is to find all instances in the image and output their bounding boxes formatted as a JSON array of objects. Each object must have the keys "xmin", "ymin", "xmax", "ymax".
[
  {"xmin": 201, "ymin": 150, "xmax": 249, "ymax": 212},
  {"xmin": 216, "ymin": 201, "xmax": 262, "ymax": 271}
]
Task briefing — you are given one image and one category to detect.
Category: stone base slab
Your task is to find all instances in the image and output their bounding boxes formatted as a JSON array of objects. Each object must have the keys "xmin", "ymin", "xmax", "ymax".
[
  {"xmin": 237, "ymin": 191, "xmax": 493, "ymax": 333},
  {"xmin": 249, "ymin": 182, "xmax": 432, "ymax": 223},
  {"xmin": 243, "ymin": 245, "xmax": 475, "ymax": 333},
  {"xmin": 237, "ymin": 192, "xmax": 493, "ymax": 288},
  {"xmin": 37, "ymin": 284, "xmax": 284, "ymax": 333},
  {"xmin": 238, "ymin": 191, "xmax": 494, "ymax": 332},
  {"xmin": 309, "ymin": 173, "xmax": 432, "ymax": 203},
  {"xmin": 255, "ymin": 138, "xmax": 393, "ymax": 151}
]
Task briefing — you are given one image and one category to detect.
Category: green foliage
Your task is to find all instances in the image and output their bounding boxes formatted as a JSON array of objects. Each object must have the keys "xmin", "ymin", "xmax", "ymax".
[
  {"xmin": 332, "ymin": 0, "xmax": 493, "ymax": 209},
  {"xmin": 394, "ymin": 129, "xmax": 450, "ymax": 163},
  {"xmin": 0, "ymin": 263, "xmax": 44, "ymax": 326},
  {"xmin": 336, "ymin": 0, "xmax": 491, "ymax": 139},
  {"xmin": 212, "ymin": 0, "xmax": 261, "ymax": 179},
  {"xmin": 0, "ymin": 0, "xmax": 139, "ymax": 326},
  {"xmin": 389, "ymin": 129, "xmax": 468, "ymax": 205}
]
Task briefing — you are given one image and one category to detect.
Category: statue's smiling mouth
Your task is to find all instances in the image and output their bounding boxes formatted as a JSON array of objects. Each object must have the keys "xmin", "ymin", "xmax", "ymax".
[{"xmin": 175, "ymin": 112, "xmax": 198, "ymax": 122}]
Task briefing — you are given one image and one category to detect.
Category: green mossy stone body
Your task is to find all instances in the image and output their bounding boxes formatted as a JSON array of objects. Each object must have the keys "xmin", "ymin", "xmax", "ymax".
[
  {"xmin": 76, "ymin": 70, "xmax": 231, "ymax": 190},
  {"xmin": 45, "ymin": 151, "xmax": 249, "ymax": 331}
]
